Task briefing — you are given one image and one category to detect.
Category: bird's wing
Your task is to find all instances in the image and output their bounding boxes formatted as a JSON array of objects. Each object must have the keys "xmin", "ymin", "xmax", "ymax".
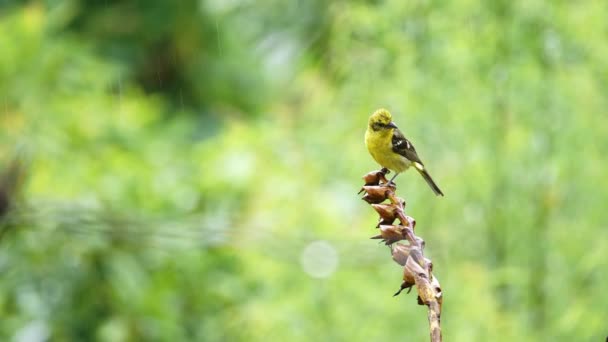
[{"xmin": 392, "ymin": 128, "xmax": 424, "ymax": 165}]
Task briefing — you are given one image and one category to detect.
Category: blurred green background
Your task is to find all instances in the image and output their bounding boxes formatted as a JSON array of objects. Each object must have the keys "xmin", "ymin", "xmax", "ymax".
[{"xmin": 1, "ymin": 1, "xmax": 607, "ymax": 341}]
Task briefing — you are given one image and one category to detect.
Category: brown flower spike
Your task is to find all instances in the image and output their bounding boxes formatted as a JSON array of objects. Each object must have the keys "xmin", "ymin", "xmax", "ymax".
[{"xmin": 360, "ymin": 169, "xmax": 443, "ymax": 342}]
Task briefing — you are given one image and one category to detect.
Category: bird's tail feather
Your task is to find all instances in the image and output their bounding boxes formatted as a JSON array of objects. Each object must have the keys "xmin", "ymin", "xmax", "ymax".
[{"xmin": 418, "ymin": 168, "xmax": 444, "ymax": 196}]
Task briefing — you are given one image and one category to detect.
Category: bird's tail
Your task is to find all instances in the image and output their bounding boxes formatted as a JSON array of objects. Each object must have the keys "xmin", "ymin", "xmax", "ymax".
[{"xmin": 415, "ymin": 165, "xmax": 444, "ymax": 196}]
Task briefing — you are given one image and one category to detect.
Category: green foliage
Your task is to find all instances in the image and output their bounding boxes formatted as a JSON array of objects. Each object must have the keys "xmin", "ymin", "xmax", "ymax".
[{"xmin": 1, "ymin": 1, "xmax": 608, "ymax": 341}]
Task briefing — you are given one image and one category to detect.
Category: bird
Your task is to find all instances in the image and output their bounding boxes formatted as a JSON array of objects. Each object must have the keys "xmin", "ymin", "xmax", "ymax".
[{"xmin": 365, "ymin": 108, "xmax": 444, "ymax": 196}]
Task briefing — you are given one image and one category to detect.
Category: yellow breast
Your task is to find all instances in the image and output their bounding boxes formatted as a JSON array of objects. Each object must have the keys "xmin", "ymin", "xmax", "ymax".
[{"xmin": 365, "ymin": 128, "xmax": 411, "ymax": 173}]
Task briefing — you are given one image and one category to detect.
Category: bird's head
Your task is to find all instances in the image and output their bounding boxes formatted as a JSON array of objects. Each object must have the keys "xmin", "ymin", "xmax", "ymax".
[{"xmin": 368, "ymin": 108, "xmax": 398, "ymax": 131}]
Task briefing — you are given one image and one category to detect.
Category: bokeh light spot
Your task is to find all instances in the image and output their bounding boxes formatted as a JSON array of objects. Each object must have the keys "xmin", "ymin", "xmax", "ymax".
[{"xmin": 300, "ymin": 240, "xmax": 339, "ymax": 279}]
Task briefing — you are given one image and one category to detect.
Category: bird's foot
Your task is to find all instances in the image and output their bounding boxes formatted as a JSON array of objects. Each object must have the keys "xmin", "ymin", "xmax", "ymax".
[{"xmin": 382, "ymin": 180, "xmax": 396, "ymax": 188}]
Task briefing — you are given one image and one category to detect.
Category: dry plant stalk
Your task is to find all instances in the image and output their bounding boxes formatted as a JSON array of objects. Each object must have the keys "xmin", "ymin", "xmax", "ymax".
[{"xmin": 360, "ymin": 169, "xmax": 443, "ymax": 342}]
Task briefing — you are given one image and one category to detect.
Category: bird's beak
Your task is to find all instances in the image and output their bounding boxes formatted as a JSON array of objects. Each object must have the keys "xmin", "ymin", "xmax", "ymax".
[{"xmin": 388, "ymin": 122, "xmax": 398, "ymax": 129}]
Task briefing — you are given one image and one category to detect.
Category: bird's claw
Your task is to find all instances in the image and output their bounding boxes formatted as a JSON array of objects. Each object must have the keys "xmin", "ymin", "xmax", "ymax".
[{"xmin": 383, "ymin": 181, "xmax": 396, "ymax": 188}]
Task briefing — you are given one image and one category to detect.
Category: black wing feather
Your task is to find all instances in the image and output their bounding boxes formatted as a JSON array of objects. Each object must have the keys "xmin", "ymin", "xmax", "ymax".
[
  {"xmin": 391, "ymin": 128, "xmax": 423, "ymax": 165},
  {"xmin": 391, "ymin": 128, "xmax": 444, "ymax": 196}
]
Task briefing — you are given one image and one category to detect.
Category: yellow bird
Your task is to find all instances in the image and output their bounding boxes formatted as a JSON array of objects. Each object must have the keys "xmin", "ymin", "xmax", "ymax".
[{"xmin": 365, "ymin": 108, "xmax": 444, "ymax": 196}]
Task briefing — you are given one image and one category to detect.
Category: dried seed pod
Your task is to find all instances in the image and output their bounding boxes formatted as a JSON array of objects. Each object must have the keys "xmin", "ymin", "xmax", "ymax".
[
  {"xmin": 430, "ymin": 274, "xmax": 443, "ymax": 306},
  {"xmin": 371, "ymin": 203, "xmax": 397, "ymax": 225},
  {"xmin": 394, "ymin": 261, "xmax": 417, "ymax": 296},
  {"xmin": 394, "ymin": 279, "xmax": 415, "ymax": 297},
  {"xmin": 391, "ymin": 243, "xmax": 411, "ymax": 266},
  {"xmin": 402, "ymin": 267, "xmax": 416, "ymax": 289},
  {"xmin": 362, "ymin": 194, "xmax": 384, "ymax": 204},
  {"xmin": 371, "ymin": 225, "xmax": 406, "ymax": 245},
  {"xmin": 361, "ymin": 186, "xmax": 392, "ymax": 204},
  {"xmin": 399, "ymin": 215, "xmax": 416, "ymax": 229},
  {"xmin": 405, "ymin": 250, "xmax": 426, "ymax": 276},
  {"xmin": 362, "ymin": 171, "xmax": 381, "ymax": 186},
  {"xmin": 362, "ymin": 169, "xmax": 389, "ymax": 186},
  {"xmin": 395, "ymin": 197, "xmax": 406, "ymax": 208}
]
